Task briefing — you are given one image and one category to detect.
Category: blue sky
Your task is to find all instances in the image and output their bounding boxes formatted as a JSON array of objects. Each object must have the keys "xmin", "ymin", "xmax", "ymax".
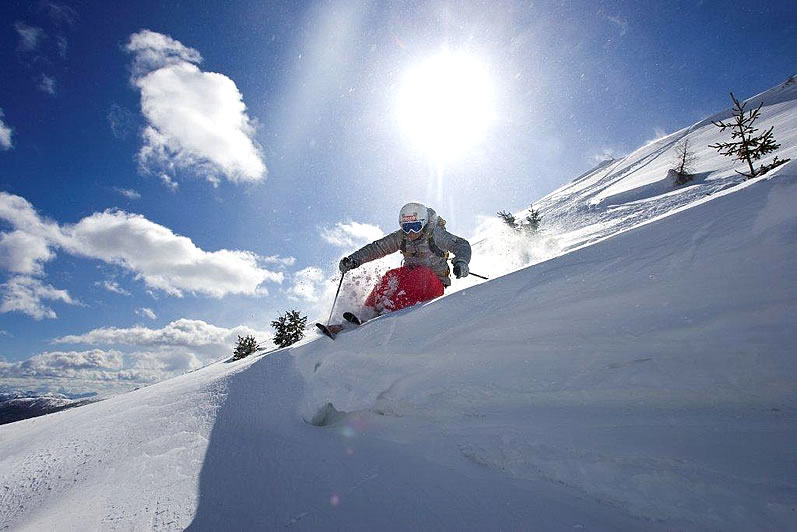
[{"xmin": 0, "ymin": 0, "xmax": 794, "ymax": 396}]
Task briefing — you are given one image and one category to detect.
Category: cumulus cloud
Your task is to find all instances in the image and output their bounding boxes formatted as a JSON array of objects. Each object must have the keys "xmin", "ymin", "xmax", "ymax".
[
  {"xmin": 54, "ymin": 318, "xmax": 259, "ymax": 348},
  {"xmin": 320, "ymin": 221, "xmax": 384, "ymax": 249},
  {"xmin": 47, "ymin": 318, "xmax": 268, "ymax": 388},
  {"xmin": 0, "ymin": 275, "xmax": 77, "ymax": 320},
  {"xmin": 125, "ymin": 29, "xmax": 266, "ymax": 185},
  {"xmin": 0, "ymin": 318, "xmax": 272, "ymax": 395},
  {"xmin": 0, "ymin": 347, "xmax": 194, "ymax": 397},
  {"xmin": 0, "ymin": 349, "xmax": 123, "ymax": 379},
  {"xmin": 0, "ymin": 230, "xmax": 56, "ymax": 274},
  {"xmin": 0, "ymin": 193, "xmax": 285, "ymax": 318},
  {"xmin": 135, "ymin": 307, "xmax": 157, "ymax": 320},
  {"xmin": 64, "ymin": 209, "xmax": 282, "ymax": 297},
  {"xmin": 0, "ymin": 110, "xmax": 13, "ymax": 150}
]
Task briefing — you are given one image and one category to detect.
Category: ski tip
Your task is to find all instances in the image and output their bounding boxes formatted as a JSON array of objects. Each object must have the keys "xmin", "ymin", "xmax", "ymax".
[
  {"xmin": 315, "ymin": 323, "xmax": 336, "ymax": 340},
  {"xmin": 342, "ymin": 312, "xmax": 362, "ymax": 325}
]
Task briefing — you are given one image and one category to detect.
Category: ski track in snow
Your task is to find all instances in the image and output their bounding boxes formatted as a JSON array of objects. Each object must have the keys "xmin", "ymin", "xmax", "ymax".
[{"xmin": 1, "ymin": 79, "xmax": 796, "ymax": 530}]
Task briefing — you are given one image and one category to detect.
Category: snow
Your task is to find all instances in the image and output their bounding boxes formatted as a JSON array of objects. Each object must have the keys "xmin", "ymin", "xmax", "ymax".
[{"xmin": 1, "ymin": 79, "xmax": 796, "ymax": 530}]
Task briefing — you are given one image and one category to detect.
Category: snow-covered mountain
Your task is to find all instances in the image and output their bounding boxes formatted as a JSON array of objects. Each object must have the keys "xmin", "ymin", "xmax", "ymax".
[
  {"xmin": 0, "ymin": 392, "xmax": 98, "ymax": 425},
  {"xmin": 1, "ymin": 78, "xmax": 795, "ymax": 530}
]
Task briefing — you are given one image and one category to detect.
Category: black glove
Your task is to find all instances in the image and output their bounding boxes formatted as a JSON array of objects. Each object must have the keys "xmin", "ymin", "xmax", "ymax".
[
  {"xmin": 339, "ymin": 256, "xmax": 358, "ymax": 273},
  {"xmin": 452, "ymin": 260, "xmax": 469, "ymax": 278}
]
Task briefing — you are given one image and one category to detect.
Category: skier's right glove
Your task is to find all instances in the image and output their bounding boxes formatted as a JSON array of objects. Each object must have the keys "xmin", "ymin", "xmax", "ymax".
[
  {"xmin": 453, "ymin": 260, "xmax": 469, "ymax": 279},
  {"xmin": 339, "ymin": 256, "xmax": 359, "ymax": 273}
]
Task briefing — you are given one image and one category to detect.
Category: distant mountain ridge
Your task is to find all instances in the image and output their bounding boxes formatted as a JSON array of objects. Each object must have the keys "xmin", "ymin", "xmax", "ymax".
[{"xmin": 0, "ymin": 392, "xmax": 98, "ymax": 425}]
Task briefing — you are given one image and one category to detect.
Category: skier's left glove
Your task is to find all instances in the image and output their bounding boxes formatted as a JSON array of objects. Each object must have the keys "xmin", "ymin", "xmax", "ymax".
[
  {"xmin": 339, "ymin": 256, "xmax": 359, "ymax": 273},
  {"xmin": 453, "ymin": 260, "xmax": 469, "ymax": 279}
]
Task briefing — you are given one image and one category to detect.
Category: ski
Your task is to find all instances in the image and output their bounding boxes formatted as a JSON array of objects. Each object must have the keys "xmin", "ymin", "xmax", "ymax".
[
  {"xmin": 343, "ymin": 312, "xmax": 362, "ymax": 325},
  {"xmin": 315, "ymin": 323, "xmax": 337, "ymax": 340}
]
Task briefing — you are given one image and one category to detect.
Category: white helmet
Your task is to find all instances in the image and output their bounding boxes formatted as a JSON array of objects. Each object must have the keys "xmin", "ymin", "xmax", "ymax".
[{"xmin": 398, "ymin": 202, "xmax": 428, "ymax": 234}]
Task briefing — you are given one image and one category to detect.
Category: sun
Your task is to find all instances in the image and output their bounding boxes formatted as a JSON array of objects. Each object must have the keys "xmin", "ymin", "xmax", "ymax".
[{"xmin": 396, "ymin": 51, "xmax": 495, "ymax": 163}]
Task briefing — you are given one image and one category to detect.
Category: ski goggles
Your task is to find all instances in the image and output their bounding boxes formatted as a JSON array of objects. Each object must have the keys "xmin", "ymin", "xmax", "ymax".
[{"xmin": 401, "ymin": 221, "xmax": 424, "ymax": 234}]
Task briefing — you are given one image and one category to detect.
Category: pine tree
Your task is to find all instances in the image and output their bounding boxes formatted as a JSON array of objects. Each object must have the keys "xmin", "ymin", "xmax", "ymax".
[
  {"xmin": 498, "ymin": 206, "xmax": 542, "ymax": 234},
  {"xmin": 672, "ymin": 138, "xmax": 697, "ymax": 185},
  {"xmin": 232, "ymin": 335, "xmax": 262, "ymax": 361},
  {"xmin": 497, "ymin": 210, "xmax": 516, "ymax": 228},
  {"xmin": 709, "ymin": 92, "xmax": 789, "ymax": 178},
  {"xmin": 524, "ymin": 204, "xmax": 542, "ymax": 232},
  {"xmin": 271, "ymin": 310, "xmax": 308, "ymax": 348}
]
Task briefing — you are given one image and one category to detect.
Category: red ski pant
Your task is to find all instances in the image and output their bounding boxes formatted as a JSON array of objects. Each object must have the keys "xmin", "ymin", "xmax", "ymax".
[{"xmin": 364, "ymin": 266, "xmax": 444, "ymax": 314}]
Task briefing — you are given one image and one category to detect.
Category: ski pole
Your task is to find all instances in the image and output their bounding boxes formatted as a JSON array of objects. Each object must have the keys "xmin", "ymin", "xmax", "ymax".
[
  {"xmin": 326, "ymin": 273, "xmax": 346, "ymax": 326},
  {"xmin": 450, "ymin": 260, "xmax": 489, "ymax": 280}
]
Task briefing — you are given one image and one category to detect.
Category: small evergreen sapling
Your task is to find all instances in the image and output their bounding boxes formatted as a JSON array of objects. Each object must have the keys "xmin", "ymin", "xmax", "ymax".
[
  {"xmin": 497, "ymin": 205, "xmax": 542, "ymax": 234},
  {"xmin": 524, "ymin": 205, "xmax": 542, "ymax": 232},
  {"xmin": 709, "ymin": 92, "xmax": 789, "ymax": 178},
  {"xmin": 271, "ymin": 310, "xmax": 308, "ymax": 348},
  {"xmin": 233, "ymin": 335, "xmax": 262, "ymax": 361},
  {"xmin": 671, "ymin": 138, "xmax": 697, "ymax": 185},
  {"xmin": 497, "ymin": 210, "xmax": 516, "ymax": 228}
]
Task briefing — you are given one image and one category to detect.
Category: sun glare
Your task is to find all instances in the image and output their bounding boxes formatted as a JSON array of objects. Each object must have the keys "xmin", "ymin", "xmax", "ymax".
[{"xmin": 397, "ymin": 52, "xmax": 495, "ymax": 163}]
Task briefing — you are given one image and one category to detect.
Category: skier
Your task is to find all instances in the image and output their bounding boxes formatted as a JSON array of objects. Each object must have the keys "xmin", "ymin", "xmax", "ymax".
[{"xmin": 338, "ymin": 202, "xmax": 471, "ymax": 322}]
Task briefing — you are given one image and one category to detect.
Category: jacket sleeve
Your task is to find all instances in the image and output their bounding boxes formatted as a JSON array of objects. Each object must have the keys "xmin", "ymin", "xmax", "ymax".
[
  {"xmin": 349, "ymin": 230, "xmax": 403, "ymax": 266},
  {"xmin": 434, "ymin": 228, "xmax": 471, "ymax": 264}
]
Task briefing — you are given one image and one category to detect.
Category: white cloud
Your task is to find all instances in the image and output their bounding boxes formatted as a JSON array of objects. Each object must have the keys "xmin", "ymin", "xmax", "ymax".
[
  {"xmin": 135, "ymin": 307, "xmax": 157, "ymax": 320},
  {"xmin": 0, "ymin": 192, "xmax": 284, "ymax": 301},
  {"xmin": 0, "ymin": 230, "xmax": 56, "ymax": 274},
  {"xmin": 261, "ymin": 255, "xmax": 297, "ymax": 267},
  {"xmin": 9, "ymin": 317, "xmax": 274, "ymax": 394},
  {"xmin": 113, "ymin": 187, "xmax": 141, "ymax": 200},
  {"xmin": 37, "ymin": 74, "xmax": 56, "ymax": 95},
  {"xmin": 54, "ymin": 318, "xmax": 259, "ymax": 348},
  {"xmin": 0, "ymin": 349, "xmax": 123, "ymax": 378},
  {"xmin": 97, "ymin": 280, "xmax": 131, "ymax": 296},
  {"xmin": 64, "ymin": 210, "xmax": 282, "ymax": 297},
  {"xmin": 0, "ymin": 275, "xmax": 78, "ymax": 320},
  {"xmin": 14, "ymin": 22, "xmax": 45, "ymax": 53},
  {"xmin": 126, "ymin": 30, "xmax": 266, "ymax": 185},
  {"xmin": 0, "ymin": 109, "xmax": 13, "ymax": 150},
  {"xmin": 126, "ymin": 29, "xmax": 202, "ymax": 77},
  {"xmin": 320, "ymin": 221, "xmax": 384, "ymax": 249},
  {"xmin": 0, "ymin": 347, "xmax": 193, "ymax": 396},
  {"xmin": 159, "ymin": 173, "xmax": 179, "ymax": 191}
]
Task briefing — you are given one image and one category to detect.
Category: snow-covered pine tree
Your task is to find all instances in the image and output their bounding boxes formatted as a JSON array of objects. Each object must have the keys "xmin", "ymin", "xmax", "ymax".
[
  {"xmin": 232, "ymin": 335, "xmax": 262, "ymax": 361},
  {"xmin": 709, "ymin": 92, "xmax": 789, "ymax": 178},
  {"xmin": 271, "ymin": 310, "xmax": 308, "ymax": 348}
]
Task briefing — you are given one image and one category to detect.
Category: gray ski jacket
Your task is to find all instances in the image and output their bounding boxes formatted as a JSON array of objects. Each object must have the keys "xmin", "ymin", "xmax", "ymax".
[{"xmin": 348, "ymin": 208, "xmax": 471, "ymax": 287}]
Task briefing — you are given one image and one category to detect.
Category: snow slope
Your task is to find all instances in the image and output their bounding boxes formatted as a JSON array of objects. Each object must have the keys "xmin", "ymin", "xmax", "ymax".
[{"xmin": 1, "ymin": 80, "xmax": 796, "ymax": 530}]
